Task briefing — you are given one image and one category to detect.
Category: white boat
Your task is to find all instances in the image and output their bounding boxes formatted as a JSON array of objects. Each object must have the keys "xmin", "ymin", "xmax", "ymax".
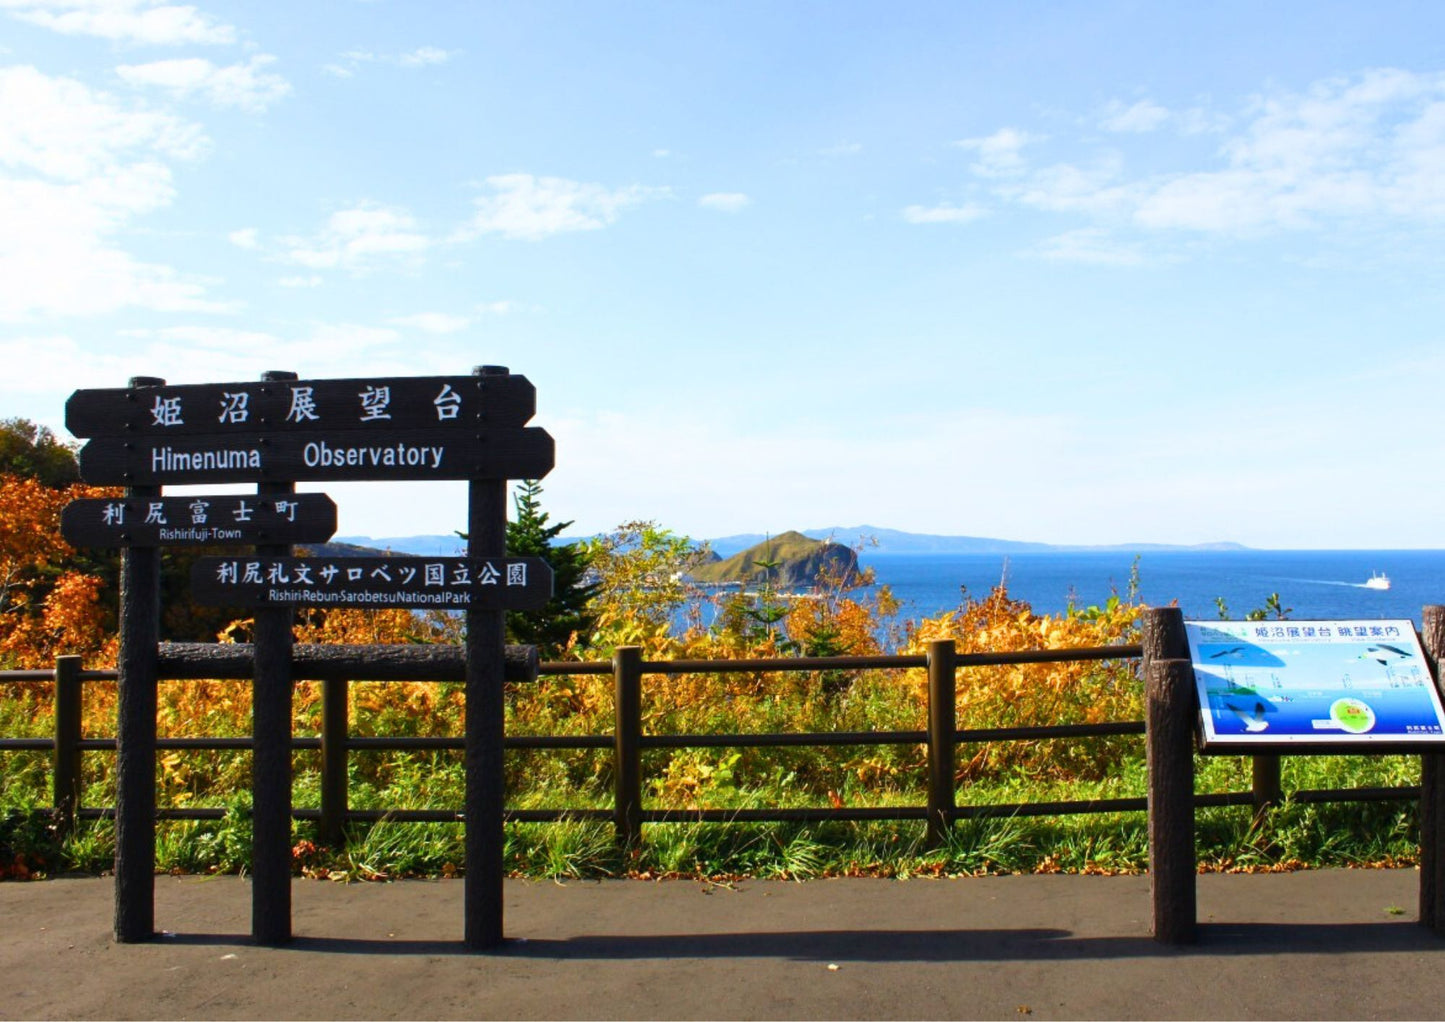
[{"xmin": 1364, "ymin": 571, "xmax": 1391, "ymax": 590}]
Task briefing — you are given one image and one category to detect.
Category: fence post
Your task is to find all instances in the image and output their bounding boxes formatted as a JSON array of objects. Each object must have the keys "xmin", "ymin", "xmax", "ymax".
[
  {"xmin": 925, "ymin": 639, "xmax": 957, "ymax": 849},
  {"xmin": 1420, "ymin": 606, "xmax": 1445, "ymax": 933},
  {"xmin": 613, "ymin": 646, "xmax": 643, "ymax": 849},
  {"xmin": 1147, "ymin": 656, "xmax": 1197, "ymax": 944},
  {"xmin": 1141, "ymin": 606, "xmax": 1188, "ymax": 669},
  {"xmin": 1251, "ymin": 754, "xmax": 1282, "ymax": 827},
  {"xmin": 53, "ymin": 655, "xmax": 83, "ymax": 836},
  {"xmin": 319, "ymin": 676, "xmax": 349, "ymax": 849}
]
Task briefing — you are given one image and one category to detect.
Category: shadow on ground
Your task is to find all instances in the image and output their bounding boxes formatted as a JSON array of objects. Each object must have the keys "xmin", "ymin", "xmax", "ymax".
[{"xmin": 156, "ymin": 920, "xmax": 1442, "ymax": 961}]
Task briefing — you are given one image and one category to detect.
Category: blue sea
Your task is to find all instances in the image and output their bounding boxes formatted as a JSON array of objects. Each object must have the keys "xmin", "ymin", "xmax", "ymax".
[{"xmin": 859, "ymin": 550, "xmax": 1445, "ymax": 627}]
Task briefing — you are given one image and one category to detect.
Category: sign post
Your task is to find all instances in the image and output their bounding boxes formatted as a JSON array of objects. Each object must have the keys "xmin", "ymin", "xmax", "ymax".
[
  {"xmin": 66, "ymin": 365, "xmax": 553, "ymax": 949},
  {"xmin": 466, "ymin": 366, "xmax": 509, "ymax": 949},
  {"xmin": 113, "ymin": 377, "xmax": 164, "ymax": 944},
  {"xmin": 252, "ymin": 370, "xmax": 298, "ymax": 946}
]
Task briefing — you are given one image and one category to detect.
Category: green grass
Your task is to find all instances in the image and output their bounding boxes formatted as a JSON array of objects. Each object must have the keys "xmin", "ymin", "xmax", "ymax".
[
  {"xmin": 0, "ymin": 752, "xmax": 1423, "ymax": 881},
  {"xmin": 0, "ymin": 678, "xmax": 1426, "ymax": 881}
]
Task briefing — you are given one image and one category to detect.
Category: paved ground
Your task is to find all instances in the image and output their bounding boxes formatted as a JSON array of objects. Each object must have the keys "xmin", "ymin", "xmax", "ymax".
[{"xmin": 2, "ymin": 869, "xmax": 1444, "ymax": 1020}]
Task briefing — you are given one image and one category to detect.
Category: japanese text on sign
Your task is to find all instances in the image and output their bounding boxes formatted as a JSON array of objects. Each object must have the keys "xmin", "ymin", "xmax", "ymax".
[
  {"xmin": 1185, "ymin": 619, "xmax": 1445, "ymax": 748},
  {"xmin": 60, "ymin": 494, "xmax": 337, "ymax": 548},
  {"xmin": 191, "ymin": 556, "xmax": 553, "ymax": 610},
  {"xmin": 65, "ymin": 375, "xmax": 534, "ymax": 437}
]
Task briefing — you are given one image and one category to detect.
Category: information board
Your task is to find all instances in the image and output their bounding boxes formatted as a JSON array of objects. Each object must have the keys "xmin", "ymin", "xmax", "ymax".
[
  {"xmin": 191, "ymin": 555, "xmax": 553, "ymax": 610},
  {"xmin": 1185, "ymin": 619, "xmax": 1445, "ymax": 747},
  {"xmin": 61, "ymin": 494, "xmax": 336, "ymax": 547}
]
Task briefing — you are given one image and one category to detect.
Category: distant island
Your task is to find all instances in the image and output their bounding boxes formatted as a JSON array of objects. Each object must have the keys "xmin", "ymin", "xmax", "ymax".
[
  {"xmin": 693, "ymin": 526, "xmax": 1247, "ymax": 558},
  {"xmin": 335, "ymin": 526, "xmax": 1248, "ymax": 560},
  {"xmin": 688, "ymin": 531, "xmax": 859, "ymax": 586}
]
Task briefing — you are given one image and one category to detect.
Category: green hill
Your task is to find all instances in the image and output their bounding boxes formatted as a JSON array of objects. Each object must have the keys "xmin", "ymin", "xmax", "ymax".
[{"xmin": 689, "ymin": 531, "xmax": 859, "ymax": 587}]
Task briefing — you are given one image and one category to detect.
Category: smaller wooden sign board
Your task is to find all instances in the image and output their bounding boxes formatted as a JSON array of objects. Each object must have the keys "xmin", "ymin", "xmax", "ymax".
[
  {"xmin": 1185, "ymin": 619, "xmax": 1445, "ymax": 750},
  {"xmin": 62, "ymin": 494, "xmax": 337, "ymax": 548},
  {"xmin": 191, "ymin": 556, "xmax": 553, "ymax": 610},
  {"xmin": 66, "ymin": 374, "xmax": 536, "ymax": 437}
]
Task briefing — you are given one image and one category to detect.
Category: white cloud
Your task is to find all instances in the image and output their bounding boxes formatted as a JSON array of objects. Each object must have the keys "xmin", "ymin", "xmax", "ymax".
[
  {"xmin": 118, "ymin": 324, "xmax": 280, "ymax": 349},
  {"xmin": 901, "ymin": 202, "xmax": 985, "ymax": 225},
  {"xmin": 279, "ymin": 202, "xmax": 431, "ymax": 272},
  {"xmin": 820, "ymin": 141, "xmax": 862, "ymax": 157},
  {"xmin": 227, "ymin": 227, "xmax": 258, "ymax": 249},
  {"xmin": 0, "ymin": 324, "xmax": 417, "ymax": 411},
  {"xmin": 0, "ymin": 0, "xmax": 236, "ymax": 44},
  {"xmin": 0, "ymin": 65, "xmax": 226, "ymax": 320},
  {"xmin": 1035, "ymin": 228, "xmax": 1145, "ymax": 265},
  {"xmin": 0, "ymin": 65, "xmax": 205, "ymax": 178},
  {"xmin": 1007, "ymin": 159, "xmax": 1134, "ymax": 215},
  {"xmin": 698, "ymin": 191, "xmax": 749, "ymax": 213},
  {"xmin": 652, "ymin": 148, "xmax": 671, "ymax": 158},
  {"xmin": 277, "ymin": 275, "xmax": 321, "ymax": 288},
  {"xmin": 1099, "ymin": 99, "xmax": 1170, "ymax": 133},
  {"xmin": 1176, "ymin": 107, "xmax": 1232, "ymax": 135},
  {"xmin": 953, "ymin": 127, "xmax": 1040, "ymax": 177},
  {"xmin": 461, "ymin": 173, "xmax": 665, "ymax": 241},
  {"xmin": 326, "ymin": 46, "xmax": 456, "ymax": 76},
  {"xmin": 965, "ymin": 69, "xmax": 1445, "ymax": 253},
  {"xmin": 389, "ymin": 312, "xmax": 471, "ymax": 334},
  {"xmin": 1133, "ymin": 70, "xmax": 1445, "ymax": 232},
  {"xmin": 397, "ymin": 46, "xmax": 452, "ymax": 67},
  {"xmin": 116, "ymin": 55, "xmax": 291, "ymax": 112}
]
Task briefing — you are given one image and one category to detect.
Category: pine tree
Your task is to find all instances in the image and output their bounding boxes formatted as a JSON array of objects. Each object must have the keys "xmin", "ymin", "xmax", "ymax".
[{"xmin": 504, "ymin": 480, "xmax": 598, "ymax": 656}]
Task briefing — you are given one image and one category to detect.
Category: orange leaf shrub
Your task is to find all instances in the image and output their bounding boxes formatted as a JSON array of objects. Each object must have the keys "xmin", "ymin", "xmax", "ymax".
[{"xmin": 0, "ymin": 476, "xmax": 117, "ymax": 670}]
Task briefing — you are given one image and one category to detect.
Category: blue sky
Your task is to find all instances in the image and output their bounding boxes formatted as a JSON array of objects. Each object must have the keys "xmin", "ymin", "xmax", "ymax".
[{"xmin": 2, "ymin": 1, "xmax": 1443, "ymax": 548}]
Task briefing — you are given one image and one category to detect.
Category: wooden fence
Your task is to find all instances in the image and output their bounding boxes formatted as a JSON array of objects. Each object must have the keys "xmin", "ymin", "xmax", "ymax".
[{"xmin": 0, "ymin": 609, "xmax": 1422, "ymax": 849}]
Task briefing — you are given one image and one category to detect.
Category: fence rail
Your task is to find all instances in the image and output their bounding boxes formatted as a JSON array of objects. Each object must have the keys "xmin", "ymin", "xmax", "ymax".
[{"xmin": 0, "ymin": 636, "xmax": 1418, "ymax": 850}]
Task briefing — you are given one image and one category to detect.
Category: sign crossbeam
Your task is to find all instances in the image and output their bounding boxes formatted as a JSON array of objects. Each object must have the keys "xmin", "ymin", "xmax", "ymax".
[
  {"xmin": 77, "ymin": 426, "xmax": 554, "ymax": 485},
  {"xmin": 66, "ymin": 374, "xmax": 536, "ymax": 437}
]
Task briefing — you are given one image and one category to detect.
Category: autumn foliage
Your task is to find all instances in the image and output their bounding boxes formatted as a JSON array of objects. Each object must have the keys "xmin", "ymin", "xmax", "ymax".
[
  {"xmin": 0, "ymin": 474, "xmax": 118, "ymax": 669},
  {"xmin": 2, "ymin": 493, "xmax": 1148, "ymax": 824}
]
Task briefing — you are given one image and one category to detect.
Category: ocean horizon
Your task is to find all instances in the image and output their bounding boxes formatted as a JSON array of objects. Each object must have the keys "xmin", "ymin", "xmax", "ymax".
[{"xmin": 859, "ymin": 549, "xmax": 1445, "ymax": 626}]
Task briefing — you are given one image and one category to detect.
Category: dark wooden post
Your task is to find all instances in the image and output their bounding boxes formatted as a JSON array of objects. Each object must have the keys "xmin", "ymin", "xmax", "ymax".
[
  {"xmin": 251, "ymin": 370, "xmax": 297, "ymax": 945},
  {"xmin": 1420, "ymin": 606, "xmax": 1445, "ymax": 933},
  {"xmin": 1251, "ymin": 754, "xmax": 1282, "ymax": 828},
  {"xmin": 1141, "ymin": 606, "xmax": 1188, "ymax": 669},
  {"xmin": 465, "ymin": 365, "xmax": 510, "ymax": 950},
  {"xmin": 52, "ymin": 655, "xmax": 83, "ymax": 836},
  {"xmin": 925, "ymin": 639, "xmax": 957, "ymax": 848},
  {"xmin": 319, "ymin": 676, "xmax": 349, "ymax": 849},
  {"xmin": 114, "ymin": 375, "xmax": 163, "ymax": 943},
  {"xmin": 613, "ymin": 646, "xmax": 643, "ymax": 848},
  {"xmin": 1147, "ymin": 656, "xmax": 1197, "ymax": 944}
]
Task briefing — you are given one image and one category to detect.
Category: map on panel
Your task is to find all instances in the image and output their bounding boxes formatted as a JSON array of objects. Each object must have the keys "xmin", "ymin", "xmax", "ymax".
[{"xmin": 1185, "ymin": 620, "xmax": 1445, "ymax": 747}]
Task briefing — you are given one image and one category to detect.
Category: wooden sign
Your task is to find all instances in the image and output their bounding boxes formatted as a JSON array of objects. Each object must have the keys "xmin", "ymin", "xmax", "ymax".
[
  {"xmin": 62, "ymin": 494, "xmax": 338, "ymax": 548},
  {"xmin": 190, "ymin": 556, "xmax": 553, "ymax": 610},
  {"xmin": 66, "ymin": 374, "xmax": 535, "ymax": 438},
  {"xmin": 76, "ymin": 427, "xmax": 554, "ymax": 485}
]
